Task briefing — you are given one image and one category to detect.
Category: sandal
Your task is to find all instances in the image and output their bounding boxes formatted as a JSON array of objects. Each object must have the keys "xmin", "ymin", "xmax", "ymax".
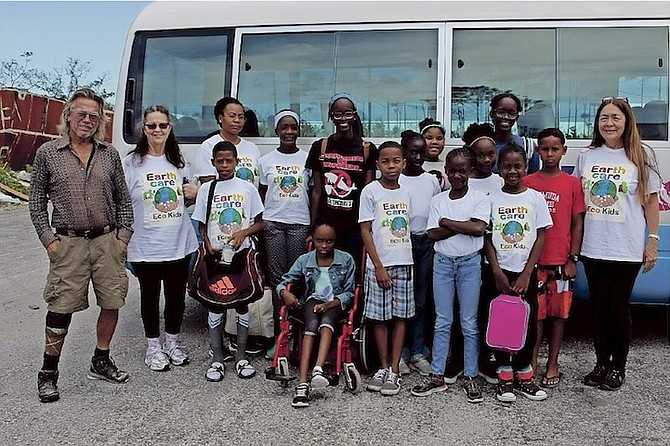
[
  {"xmin": 540, "ymin": 372, "xmax": 563, "ymax": 389},
  {"xmin": 236, "ymin": 359, "xmax": 256, "ymax": 379},
  {"xmin": 205, "ymin": 362, "xmax": 225, "ymax": 382}
]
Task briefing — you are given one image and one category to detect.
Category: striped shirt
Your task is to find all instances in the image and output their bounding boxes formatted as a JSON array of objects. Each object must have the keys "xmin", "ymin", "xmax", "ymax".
[{"xmin": 29, "ymin": 135, "xmax": 134, "ymax": 248}]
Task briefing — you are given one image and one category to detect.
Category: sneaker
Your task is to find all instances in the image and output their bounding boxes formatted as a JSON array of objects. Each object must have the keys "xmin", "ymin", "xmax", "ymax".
[
  {"xmin": 88, "ymin": 356, "xmax": 130, "ymax": 383},
  {"xmin": 411, "ymin": 374, "xmax": 447, "ymax": 397},
  {"xmin": 479, "ymin": 361, "xmax": 499, "ymax": 384},
  {"xmin": 496, "ymin": 380, "xmax": 516, "ymax": 403},
  {"xmin": 145, "ymin": 348, "xmax": 170, "ymax": 372},
  {"xmin": 583, "ymin": 364, "xmax": 609, "ymax": 387},
  {"xmin": 164, "ymin": 343, "xmax": 189, "ymax": 366},
  {"xmin": 264, "ymin": 343, "xmax": 276, "ymax": 360},
  {"xmin": 230, "ymin": 339, "xmax": 263, "ymax": 355},
  {"xmin": 310, "ymin": 366, "xmax": 329, "ymax": 390},
  {"xmin": 37, "ymin": 370, "xmax": 59, "ymax": 403},
  {"xmin": 409, "ymin": 355, "xmax": 431, "ymax": 376},
  {"xmin": 205, "ymin": 361, "xmax": 225, "ymax": 382},
  {"xmin": 235, "ymin": 359, "xmax": 256, "ymax": 379},
  {"xmin": 380, "ymin": 370, "xmax": 401, "ymax": 396},
  {"xmin": 367, "ymin": 368, "xmax": 388, "ymax": 392},
  {"xmin": 462, "ymin": 376, "xmax": 484, "ymax": 403},
  {"xmin": 599, "ymin": 368, "xmax": 625, "ymax": 391},
  {"xmin": 514, "ymin": 379, "xmax": 548, "ymax": 401},
  {"xmin": 444, "ymin": 361, "xmax": 463, "ymax": 384},
  {"xmin": 208, "ymin": 344, "xmax": 234, "ymax": 362},
  {"xmin": 291, "ymin": 383, "xmax": 310, "ymax": 408},
  {"xmin": 398, "ymin": 358, "xmax": 411, "ymax": 376}
]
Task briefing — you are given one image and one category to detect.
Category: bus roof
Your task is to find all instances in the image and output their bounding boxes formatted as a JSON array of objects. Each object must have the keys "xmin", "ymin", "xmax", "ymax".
[{"xmin": 129, "ymin": 1, "xmax": 670, "ymax": 32}]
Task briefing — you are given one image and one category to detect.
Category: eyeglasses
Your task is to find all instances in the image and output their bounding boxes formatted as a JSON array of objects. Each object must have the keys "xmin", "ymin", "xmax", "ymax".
[
  {"xmin": 331, "ymin": 111, "xmax": 355, "ymax": 120},
  {"xmin": 492, "ymin": 109, "xmax": 519, "ymax": 119},
  {"xmin": 72, "ymin": 110, "xmax": 101, "ymax": 122},
  {"xmin": 145, "ymin": 123, "xmax": 170, "ymax": 129},
  {"xmin": 602, "ymin": 96, "xmax": 629, "ymax": 104}
]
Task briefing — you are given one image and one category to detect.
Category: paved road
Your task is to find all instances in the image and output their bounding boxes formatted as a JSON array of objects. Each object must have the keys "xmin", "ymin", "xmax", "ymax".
[{"xmin": 0, "ymin": 204, "xmax": 668, "ymax": 446}]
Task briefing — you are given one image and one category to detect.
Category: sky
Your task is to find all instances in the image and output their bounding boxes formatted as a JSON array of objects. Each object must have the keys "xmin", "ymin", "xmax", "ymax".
[{"xmin": 0, "ymin": 1, "xmax": 150, "ymax": 96}]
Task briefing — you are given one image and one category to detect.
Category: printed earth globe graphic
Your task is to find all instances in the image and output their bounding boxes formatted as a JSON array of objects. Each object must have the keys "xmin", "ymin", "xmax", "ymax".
[
  {"xmin": 590, "ymin": 179, "xmax": 618, "ymax": 207},
  {"xmin": 153, "ymin": 187, "xmax": 178, "ymax": 212},
  {"xmin": 279, "ymin": 176, "xmax": 298, "ymax": 193},
  {"xmin": 390, "ymin": 217, "xmax": 408, "ymax": 238},
  {"xmin": 502, "ymin": 221, "xmax": 524, "ymax": 243},
  {"xmin": 236, "ymin": 167, "xmax": 255, "ymax": 182},
  {"xmin": 218, "ymin": 208, "xmax": 243, "ymax": 235}
]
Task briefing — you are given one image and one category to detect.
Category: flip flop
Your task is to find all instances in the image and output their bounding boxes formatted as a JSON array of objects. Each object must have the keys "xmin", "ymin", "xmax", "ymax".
[{"xmin": 540, "ymin": 372, "xmax": 563, "ymax": 388}]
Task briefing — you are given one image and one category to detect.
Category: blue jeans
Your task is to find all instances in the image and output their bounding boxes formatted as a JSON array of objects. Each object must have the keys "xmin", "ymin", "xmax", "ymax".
[
  {"xmin": 430, "ymin": 251, "xmax": 481, "ymax": 377},
  {"xmin": 404, "ymin": 233, "xmax": 434, "ymax": 359}
]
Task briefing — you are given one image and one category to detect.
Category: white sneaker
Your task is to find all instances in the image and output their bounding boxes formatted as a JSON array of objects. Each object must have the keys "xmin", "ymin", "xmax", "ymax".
[
  {"xmin": 310, "ymin": 366, "xmax": 330, "ymax": 390},
  {"xmin": 165, "ymin": 343, "xmax": 189, "ymax": 366},
  {"xmin": 145, "ymin": 347, "xmax": 170, "ymax": 372},
  {"xmin": 409, "ymin": 356, "xmax": 431, "ymax": 376}
]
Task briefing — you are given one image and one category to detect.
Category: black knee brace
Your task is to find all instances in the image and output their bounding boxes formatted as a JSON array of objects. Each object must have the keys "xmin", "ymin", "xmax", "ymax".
[{"xmin": 46, "ymin": 311, "xmax": 73, "ymax": 330}]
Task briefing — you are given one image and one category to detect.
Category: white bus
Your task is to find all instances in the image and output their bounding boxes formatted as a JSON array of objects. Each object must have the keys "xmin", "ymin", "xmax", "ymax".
[{"xmin": 114, "ymin": 1, "xmax": 670, "ymax": 303}]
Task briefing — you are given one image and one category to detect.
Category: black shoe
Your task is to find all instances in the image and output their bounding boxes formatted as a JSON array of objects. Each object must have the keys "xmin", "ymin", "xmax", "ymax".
[
  {"xmin": 444, "ymin": 361, "xmax": 463, "ymax": 384},
  {"xmin": 208, "ymin": 344, "xmax": 234, "ymax": 362},
  {"xmin": 88, "ymin": 356, "xmax": 130, "ymax": 383},
  {"xmin": 599, "ymin": 368, "xmax": 625, "ymax": 391},
  {"xmin": 583, "ymin": 364, "xmax": 608, "ymax": 387},
  {"xmin": 478, "ymin": 361, "xmax": 499, "ymax": 384},
  {"xmin": 291, "ymin": 383, "xmax": 310, "ymax": 408},
  {"xmin": 38, "ymin": 370, "xmax": 60, "ymax": 403}
]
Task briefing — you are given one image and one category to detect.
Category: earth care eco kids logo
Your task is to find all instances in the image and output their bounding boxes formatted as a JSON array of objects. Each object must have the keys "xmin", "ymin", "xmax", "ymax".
[
  {"xmin": 210, "ymin": 193, "xmax": 247, "ymax": 242},
  {"xmin": 142, "ymin": 171, "xmax": 184, "ymax": 226},
  {"xmin": 273, "ymin": 165, "xmax": 304, "ymax": 199},
  {"xmin": 582, "ymin": 164, "xmax": 628, "ymax": 221},
  {"xmin": 235, "ymin": 156, "xmax": 258, "ymax": 183},
  {"xmin": 380, "ymin": 201, "xmax": 409, "ymax": 246},
  {"xmin": 493, "ymin": 205, "xmax": 531, "ymax": 250}
]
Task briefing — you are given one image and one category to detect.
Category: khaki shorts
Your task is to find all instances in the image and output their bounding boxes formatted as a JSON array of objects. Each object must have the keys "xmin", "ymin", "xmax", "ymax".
[{"xmin": 43, "ymin": 231, "xmax": 128, "ymax": 313}]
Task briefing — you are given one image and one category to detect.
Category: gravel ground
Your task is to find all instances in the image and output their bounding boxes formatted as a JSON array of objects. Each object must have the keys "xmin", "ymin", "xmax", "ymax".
[{"xmin": 1, "ymin": 204, "xmax": 668, "ymax": 446}]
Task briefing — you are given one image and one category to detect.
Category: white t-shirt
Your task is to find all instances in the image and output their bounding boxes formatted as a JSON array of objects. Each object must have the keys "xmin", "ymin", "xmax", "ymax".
[
  {"xmin": 192, "ymin": 177, "xmax": 264, "ymax": 253},
  {"xmin": 193, "ymin": 133, "xmax": 261, "ymax": 188},
  {"xmin": 469, "ymin": 174, "xmax": 504, "ymax": 196},
  {"xmin": 488, "ymin": 188, "xmax": 553, "ymax": 273},
  {"xmin": 122, "ymin": 153, "xmax": 198, "ymax": 262},
  {"xmin": 358, "ymin": 181, "xmax": 413, "ymax": 268},
  {"xmin": 573, "ymin": 145, "xmax": 662, "ymax": 262},
  {"xmin": 399, "ymin": 173, "xmax": 441, "ymax": 235},
  {"xmin": 427, "ymin": 188, "xmax": 490, "ymax": 257},
  {"xmin": 258, "ymin": 149, "xmax": 311, "ymax": 225}
]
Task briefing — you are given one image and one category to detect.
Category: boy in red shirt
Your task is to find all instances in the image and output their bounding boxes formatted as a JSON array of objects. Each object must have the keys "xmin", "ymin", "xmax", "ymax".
[{"xmin": 523, "ymin": 128, "xmax": 585, "ymax": 388}]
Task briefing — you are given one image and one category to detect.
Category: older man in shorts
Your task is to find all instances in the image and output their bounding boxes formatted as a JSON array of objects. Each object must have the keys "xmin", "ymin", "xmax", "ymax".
[{"xmin": 29, "ymin": 88, "xmax": 134, "ymax": 403}]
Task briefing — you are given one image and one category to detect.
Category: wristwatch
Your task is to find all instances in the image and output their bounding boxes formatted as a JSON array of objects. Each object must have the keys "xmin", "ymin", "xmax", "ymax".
[{"xmin": 568, "ymin": 254, "xmax": 579, "ymax": 263}]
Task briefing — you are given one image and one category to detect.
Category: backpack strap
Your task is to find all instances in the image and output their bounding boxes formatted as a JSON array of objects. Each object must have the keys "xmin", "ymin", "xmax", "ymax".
[
  {"xmin": 205, "ymin": 179, "xmax": 219, "ymax": 226},
  {"xmin": 363, "ymin": 141, "xmax": 370, "ymax": 164},
  {"xmin": 320, "ymin": 137, "xmax": 328, "ymax": 159}
]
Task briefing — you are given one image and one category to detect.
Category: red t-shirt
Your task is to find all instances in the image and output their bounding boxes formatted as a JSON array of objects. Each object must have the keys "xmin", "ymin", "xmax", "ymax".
[{"xmin": 523, "ymin": 171, "xmax": 585, "ymax": 266}]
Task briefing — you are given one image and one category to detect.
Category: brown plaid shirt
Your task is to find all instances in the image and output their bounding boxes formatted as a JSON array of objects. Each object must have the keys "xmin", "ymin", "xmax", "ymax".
[{"xmin": 29, "ymin": 135, "xmax": 134, "ymax": 248}]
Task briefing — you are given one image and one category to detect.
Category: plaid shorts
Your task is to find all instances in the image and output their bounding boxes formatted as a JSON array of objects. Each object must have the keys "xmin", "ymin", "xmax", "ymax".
[
  {"xmin": 537, "ymin": 266, "xmax": 573, "ymax": 320},
  {"xmin": 363, "ymin": 265, "xmax": 414, "ymax": 321}
]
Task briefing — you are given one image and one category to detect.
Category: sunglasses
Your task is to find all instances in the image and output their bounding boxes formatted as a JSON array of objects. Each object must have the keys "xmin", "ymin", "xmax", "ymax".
[
  {"xmin": 145, "ymin": 123, "xmax": 170, "ymax": 129},
  {"xmin": 602, "ymin": 96, "xmax": 629, "ymax": 104}
]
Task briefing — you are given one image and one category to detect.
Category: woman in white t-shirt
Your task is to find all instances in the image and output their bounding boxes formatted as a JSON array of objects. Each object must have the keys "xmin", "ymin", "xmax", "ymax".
[
  {"xmin": 193, "ymin": 97, "xmax": 262, "ymax": 188},
  {"xmin": 258, "ymin": 110, "xmax": 312, "ymax": 350},
  {"xmin": 573, "ymin": 97, "xmax": 661, "ymax": 391},
  {"xmin": 122, "ymin": 105, "xmax": 199, "ymax": 372}
]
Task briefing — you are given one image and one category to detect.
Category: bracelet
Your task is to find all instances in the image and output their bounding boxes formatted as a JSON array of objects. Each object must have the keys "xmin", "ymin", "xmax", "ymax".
[{"xmin": 648, "ymin": 233, "xmax": 660, "ymax": 241}]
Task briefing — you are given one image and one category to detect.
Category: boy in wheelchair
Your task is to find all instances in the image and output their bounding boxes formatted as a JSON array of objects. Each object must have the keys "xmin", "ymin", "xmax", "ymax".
[{"xmin": 276, "ymin": 220, "xmax": 356, "ymax": 407}]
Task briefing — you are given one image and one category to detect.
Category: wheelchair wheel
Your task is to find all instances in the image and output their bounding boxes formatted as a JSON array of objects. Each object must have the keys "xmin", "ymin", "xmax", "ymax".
[
  {"xmin": 277, "ymin": 357, "xmax": 290, "ymax": 378},
  {"xmin": 344, "ymin": 363, "xmax": 362, "ymax": 393}
]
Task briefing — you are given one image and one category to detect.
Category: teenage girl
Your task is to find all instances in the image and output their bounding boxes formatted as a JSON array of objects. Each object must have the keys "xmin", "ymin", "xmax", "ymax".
[
  {"xmin": 306, "ymin": 93, "xmax": 376, "ymax": 265},
  {"xmin": 277, "ymin": 220, "xmax": 355, "ymax": 408},
  {"xmin": 482, "ymin": 142, "xmax": 552, "ymax": 403},
  {"xmin": 123, "ymin": 105, "xmax": 199, "ymax": 372},
  {"xmin": 489, "ymin": 93, "xmax": 540, "ymax": 174},
  {"xmin": 398, "ymin": 130, "xmax": 441, "ymax": 376},
  {"xmin": 194, "ymin": 97, "xmax": 262, "ymax": 188},
  {"xmin": 420, "ymin": 117, "xmax": 449, "ymax": 191},
  {"xmin": 411, "ymin": 146, "xmax": 489, "ymax": 403},
  {"xmin": 258, "ymin": 110, "xmax": 311, "ymax": 356},
  {"xmin": 462, "ymin": 122, "xmax": 504, "ymax": 195}
]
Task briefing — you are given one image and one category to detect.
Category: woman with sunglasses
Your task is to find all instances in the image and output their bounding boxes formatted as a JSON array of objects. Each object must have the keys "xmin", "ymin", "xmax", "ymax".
[
  {"xmin": 573, "ymin": 97, "xmax": 661, "ymax": 391},
  {"xmin": 489, "ymin": 93, "xmax": 540, "ymax": 174},
  {"xmin": 122, "ymin": 105, "xmax": 199, "ymax": 372},
  {"xmin": 305, "ymin": 93, "xmax": 377, "ymax": 264}
]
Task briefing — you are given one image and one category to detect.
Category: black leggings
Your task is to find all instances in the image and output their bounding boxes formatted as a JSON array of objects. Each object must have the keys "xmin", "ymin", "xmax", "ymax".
[
  {"xmin": 131, "ymin": 257, "xmax": 190, "ymax": 338},
  {"xmin": 582, "ymin": 257, "xmax": 641, "ymax": 370}
]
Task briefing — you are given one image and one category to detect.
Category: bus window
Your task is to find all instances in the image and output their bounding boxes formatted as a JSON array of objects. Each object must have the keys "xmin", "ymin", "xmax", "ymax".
[
  {"xmin": 125, "ymin": 30, "xmax": 232, "ymax": 144},
  {"xmin": 451, "ymin": 26, "xmax": 668, "ymax": 141},
  {"xmin": 238, "ymin": 28, "xmax": 438, "ymax": 137}
]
